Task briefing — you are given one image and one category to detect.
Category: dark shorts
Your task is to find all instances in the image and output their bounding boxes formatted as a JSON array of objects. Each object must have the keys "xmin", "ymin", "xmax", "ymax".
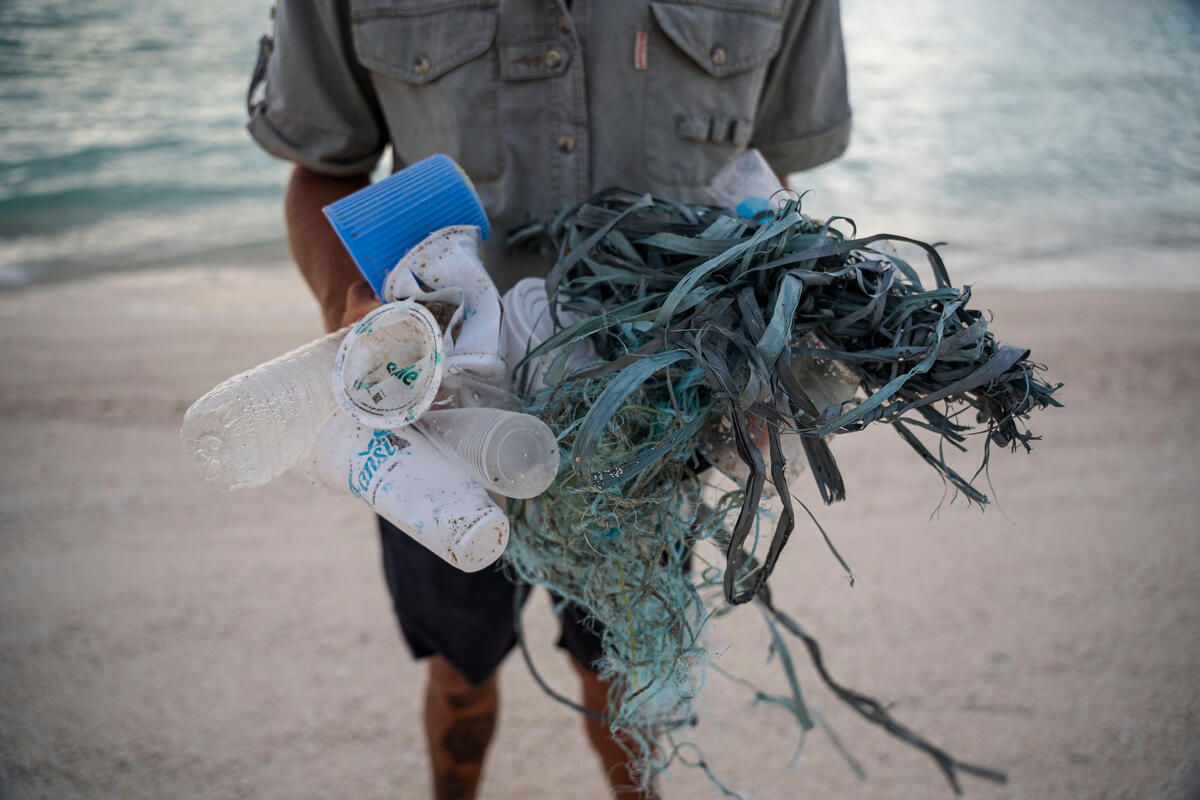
[{"xmin": 378, "ymin": 517, "xmax": 604, "ymax": 685}]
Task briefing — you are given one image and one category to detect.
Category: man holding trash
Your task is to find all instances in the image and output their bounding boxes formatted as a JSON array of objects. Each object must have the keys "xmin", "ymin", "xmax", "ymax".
[{"xmin": 247, "ymin": 1, "xmax": 850, "ymax": 797}]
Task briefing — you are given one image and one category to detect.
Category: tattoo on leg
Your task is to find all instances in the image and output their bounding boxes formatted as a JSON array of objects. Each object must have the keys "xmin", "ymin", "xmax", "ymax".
[
  {"xmin": 444, "ymin": 689, "xmax": 483, "ymax": 711},
  {"xmin": 433, "ymin": 770, "xmax": 475, "ymax": 800},
  {"xmin": 439, "ymin": 711, "xmax": 497, "ymax": 764}
]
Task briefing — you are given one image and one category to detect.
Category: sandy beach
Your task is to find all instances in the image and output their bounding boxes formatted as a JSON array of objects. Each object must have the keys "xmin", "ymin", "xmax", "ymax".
[{"xmin": 0, "ymin": 265, "xmax": 1197, "ymax": 800}]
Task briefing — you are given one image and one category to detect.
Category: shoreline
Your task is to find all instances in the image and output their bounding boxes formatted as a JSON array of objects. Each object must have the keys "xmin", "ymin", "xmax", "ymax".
[{"xmin": 3, "ymin": 236, "xmax": 1199, "ymax": 296}]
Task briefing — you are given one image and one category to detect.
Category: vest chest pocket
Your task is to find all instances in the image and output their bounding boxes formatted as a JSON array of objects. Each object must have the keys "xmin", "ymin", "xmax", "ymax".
[
  {"xmin": 350, "ymin": 0, "xmax": 502, "ymax": 182},
  {"xmin": 643, "ymin": 0, "xmax": 783, "ymax": 189}
]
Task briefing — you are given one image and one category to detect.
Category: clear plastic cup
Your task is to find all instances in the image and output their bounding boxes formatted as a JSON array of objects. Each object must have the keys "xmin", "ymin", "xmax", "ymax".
[
  {"xmin": 415, "ymin": 407, "xmax": 559, "ymax": 499},
  {"xmin": 432, "ymin": 370, "xmax": 522, "ymax": 411}
]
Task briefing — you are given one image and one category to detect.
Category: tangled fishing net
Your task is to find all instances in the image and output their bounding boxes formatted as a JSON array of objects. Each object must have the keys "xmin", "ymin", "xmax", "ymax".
[{"xmin": 503, "ymin": 189, "xmax": 1061, "ymax": 795}]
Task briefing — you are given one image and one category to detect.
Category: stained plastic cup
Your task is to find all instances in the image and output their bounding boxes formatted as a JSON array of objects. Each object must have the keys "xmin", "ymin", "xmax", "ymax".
[
  {"xmin": 332, "ymin": 301, "xmax": 444, "ymax": 428},
  {"xmin": 311, "ymin": 411, "xmax": 509, "ymax": 571}
]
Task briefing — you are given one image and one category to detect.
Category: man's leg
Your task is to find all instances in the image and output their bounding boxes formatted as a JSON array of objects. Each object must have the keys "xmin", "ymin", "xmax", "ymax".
[
  {"xmin": 378, "ymin": 517, "xmax": 525, "ymax": 799},
  {"xmin": 570, "ymin": 657, "xmax": 661, "ymax": 800},
  {"xmin": 425, "ymin": 655, "xmax": 499, "ymax": 800}
]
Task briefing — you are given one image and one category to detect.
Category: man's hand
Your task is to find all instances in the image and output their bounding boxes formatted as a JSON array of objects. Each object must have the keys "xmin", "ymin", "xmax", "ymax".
[{"xmin": 284, "ymin": 165, "xmax": 375, "ymax": 332}]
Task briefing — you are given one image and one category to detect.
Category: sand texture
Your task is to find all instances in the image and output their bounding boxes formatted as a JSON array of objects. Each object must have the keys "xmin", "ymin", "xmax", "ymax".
[{"xmin": 1, "ymin": 266, "xmax": 1198, "ymax": 800}]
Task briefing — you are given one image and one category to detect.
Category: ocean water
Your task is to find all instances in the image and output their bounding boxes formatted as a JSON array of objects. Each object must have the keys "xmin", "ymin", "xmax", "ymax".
[
  {"xmin": 1, "ymin": 0, "xmax": 1197, "ymax": 288},
  {"xmin": 0, "ymin": 0, "xmax": 287, "ymax": 286},
  {"xmin": 805, "ymin": 0, "xmax": 1200, "ymax": 287}
]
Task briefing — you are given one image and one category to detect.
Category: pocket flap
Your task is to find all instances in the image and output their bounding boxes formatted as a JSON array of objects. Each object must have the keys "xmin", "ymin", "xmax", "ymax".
[
  {"xmin": 351, "ymin": 2, "xmax": 498, "ymax": 84},
  {"xmin": 649, "ymin": 1, "xmax": 783, "ymax": 78}
]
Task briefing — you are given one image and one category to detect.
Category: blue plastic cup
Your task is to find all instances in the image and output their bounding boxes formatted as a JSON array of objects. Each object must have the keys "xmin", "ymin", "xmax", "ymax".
[{"xmin": 323, "ymin": 154, "xmax": 491, "ymax": 299}]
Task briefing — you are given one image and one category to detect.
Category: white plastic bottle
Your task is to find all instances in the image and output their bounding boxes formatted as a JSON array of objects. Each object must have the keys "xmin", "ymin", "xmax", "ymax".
[
  {"xmin": 180, "ymin": 328, "xmax": 346, "ymax": 491},
  {"xmin": 311, "ymin": 410, "xmax": 510, "ymax": 572}
]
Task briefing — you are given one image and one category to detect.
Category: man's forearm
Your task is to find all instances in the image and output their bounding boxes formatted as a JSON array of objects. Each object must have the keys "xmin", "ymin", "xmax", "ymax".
[{"xmin": 284, "ymin": 165, "xmax": 372, "ymax": 332}]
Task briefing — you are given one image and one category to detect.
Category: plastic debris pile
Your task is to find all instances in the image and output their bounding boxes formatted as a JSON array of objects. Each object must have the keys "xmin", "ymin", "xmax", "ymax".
[
  {"xmin": 182, "ymin": 156, "xmax": 560, "ymax": 574},
  {"xmin": 503, "ymin": 188, "xmax": 1061, "ymax": 794}
]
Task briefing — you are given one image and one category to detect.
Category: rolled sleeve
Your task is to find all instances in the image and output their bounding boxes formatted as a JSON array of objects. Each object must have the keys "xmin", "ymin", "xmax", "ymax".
[
  {"xmin": 247, "ymin": 0, "xmax": 386, "ymax": 176},
  {"xmin": 750, "ymin": 0, "xmax": 852, "ymax": 174}
]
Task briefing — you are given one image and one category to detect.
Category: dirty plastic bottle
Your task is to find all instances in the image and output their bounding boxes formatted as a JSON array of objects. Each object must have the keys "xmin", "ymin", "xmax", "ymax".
[
  {"xmin": 180, "ymin": 328, "xmax": 346, "ymax": 491},
  {"xmin": 311, "ymin": 410, "xmax": 510, "ymax": 572},
  {"xmin": 416, "ymin": 407, "xmax": 559, "ymax": 499}
]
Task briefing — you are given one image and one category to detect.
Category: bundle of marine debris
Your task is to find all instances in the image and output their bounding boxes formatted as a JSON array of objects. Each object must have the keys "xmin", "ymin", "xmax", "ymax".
[{"xmin": 504, "ymin": 189, "xmax": 1060, "ymax": 795}]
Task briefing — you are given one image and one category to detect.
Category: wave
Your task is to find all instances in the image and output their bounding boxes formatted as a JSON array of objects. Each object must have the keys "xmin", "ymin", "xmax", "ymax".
[
  {"xmin": 0, "ymin": 198, "xmax": 289, "ymax": 286},
  {"xmin": 0, "ymin": 137, "xmax": 189, "ymax": 175},
  {"xmin": 0, "ymin": 182, "xmax": 283, "ymax": 237}
]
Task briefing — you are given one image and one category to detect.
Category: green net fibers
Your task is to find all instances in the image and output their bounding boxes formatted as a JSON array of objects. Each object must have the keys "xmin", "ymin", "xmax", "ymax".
[{"xmin": 502, "ymin": 189, "xmax": 1061, "ymax": 795}]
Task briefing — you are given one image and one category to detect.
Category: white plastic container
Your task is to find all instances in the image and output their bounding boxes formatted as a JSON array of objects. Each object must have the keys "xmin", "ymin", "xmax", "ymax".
[
  {"xmin": 311, "ymin": 410, "xmax": 510, "ymax": 572},
  {"xmin": 416, "ymin": 407, "xmax": 559, "ymax": 499},
  {"xmin": 180, "ymin": 328, "xmax": 346, "ymax": 491},
  {"xmin": 384, "ymin": 225, "xmax": 507, "ymax": 381},
  {"xmin": 501, "ymin": 277, "xmax": 596, "ymax": 391}
]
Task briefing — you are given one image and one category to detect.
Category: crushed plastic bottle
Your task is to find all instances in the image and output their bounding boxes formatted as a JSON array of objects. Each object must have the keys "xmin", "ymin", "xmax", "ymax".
[
  {"xmin": 180, "ymin": 328, "xmax": 346, "ymax": 491},
  {"xmin": 704, "ymin": 148, "xmax": 788, "ymax": 220}
]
